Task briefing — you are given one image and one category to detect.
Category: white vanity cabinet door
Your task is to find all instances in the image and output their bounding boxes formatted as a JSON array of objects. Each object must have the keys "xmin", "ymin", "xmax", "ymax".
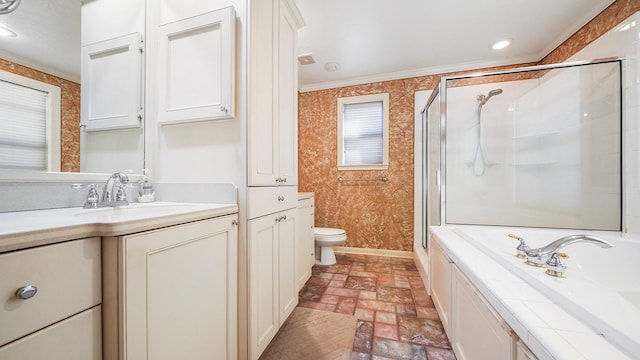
[
  {"xmin": 451, "ymin": 265, "xmax": 516, "ymax": 360},
  {"xmin": 81, "ymin": 33, "xmax": 144, "ymax": 131},
  {"xmin": 278, "ymin": 207, "xmax": 298, "ymax": 325},
  {"xmin": 296, "ymin": 195, "xmax": 314, "ymax": 291},
  {"xmin": 247, "ymin": 207, "xmax": 298, "ymax": 359},
  {"xmin": 120, "ymin": 215, "xmax": 238, "ymax": 360},
  {"xmin": 0, "ymin": 305, "xmax": 102, "ymax": 360},
  {"xmin": 156, "ymin": 7, "xmax": 236, "ymax": 125},
  {"xmin": 430, "ymin": 237, "xmax": 452, "ymax": 337},
  {"xmin": 248, "ymin": 0, "xmax": 302, "ymax": 186},
  {"xmin": 248, "ymin": 213, "xmax": 280, "ymax": 359}
]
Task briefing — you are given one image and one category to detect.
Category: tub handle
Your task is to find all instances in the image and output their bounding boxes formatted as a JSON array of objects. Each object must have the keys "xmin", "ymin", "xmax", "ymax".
[
  {"xmin": 508, "ymin": 233, "xmax": 530, "ymax": 259},
  {"xmin": 545, "ymin": 252, "xmax": 568, "ymax": 278}
]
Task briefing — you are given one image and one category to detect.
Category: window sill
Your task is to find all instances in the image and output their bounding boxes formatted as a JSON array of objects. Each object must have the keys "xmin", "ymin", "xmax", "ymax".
[{"xmin": 337, "ymin": 164, "xmax": 389, "ymax": 171}]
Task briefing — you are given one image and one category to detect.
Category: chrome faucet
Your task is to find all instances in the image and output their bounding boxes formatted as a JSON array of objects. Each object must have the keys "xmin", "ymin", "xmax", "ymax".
[
  {"xmin": 100, "ymin": 172, "xmax": 130, "ymax": 205},
  {"xmin": 524, "ymin": 234, "xmax": 613, "ymax": 268}
]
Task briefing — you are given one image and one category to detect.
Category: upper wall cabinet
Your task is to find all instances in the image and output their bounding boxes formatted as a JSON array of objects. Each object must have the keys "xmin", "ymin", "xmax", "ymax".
[
  {"xmin": 81, "ymin": 33, "xmax": 144, "ymax": 131},
  {"xmin": 156, "ymin": 7, "xmax": 236, "ymax": 125}
]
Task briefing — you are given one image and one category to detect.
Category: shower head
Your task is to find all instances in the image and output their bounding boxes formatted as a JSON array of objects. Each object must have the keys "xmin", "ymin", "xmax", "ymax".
[{"xmin": 478, "ymin": 88, "xmax": 503, "ymax": 106}]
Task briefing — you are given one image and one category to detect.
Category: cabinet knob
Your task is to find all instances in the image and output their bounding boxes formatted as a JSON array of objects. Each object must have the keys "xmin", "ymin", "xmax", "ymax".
[
  {"xmin": 277, "ymin": 195, "xmax": 285, "ymax": 202},
  {"xmin": 220, "ymin": 106, "xmax": 228, "ymax": 113},
  {"xmin": 232, "ymin": 219, "xmax": 238, "ymax": 226},
  {"xmin": 15, "ymin": 285, "xmax": 37, "ymax": 300}
]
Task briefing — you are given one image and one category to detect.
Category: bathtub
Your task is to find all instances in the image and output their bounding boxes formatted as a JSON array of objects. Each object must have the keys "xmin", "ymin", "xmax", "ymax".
[{"xmin": 452, "ymin": 225, "xmax": 639, "ymax": 358}]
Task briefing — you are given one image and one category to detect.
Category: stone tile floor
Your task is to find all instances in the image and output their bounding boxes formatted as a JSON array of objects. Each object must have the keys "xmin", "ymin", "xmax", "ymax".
[{"xmin": 298, "ymin": 253, "xmax": 457, "ymax": 360}]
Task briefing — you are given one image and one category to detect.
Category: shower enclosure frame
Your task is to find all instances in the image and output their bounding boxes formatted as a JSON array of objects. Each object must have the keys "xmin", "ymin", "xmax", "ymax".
[{"xmin": 421, "ymin": 58, "xmax": 623, "ymax": 248}]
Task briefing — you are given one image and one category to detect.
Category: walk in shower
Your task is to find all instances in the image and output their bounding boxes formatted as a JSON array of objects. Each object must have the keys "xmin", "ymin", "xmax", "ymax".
[{"xmin": 421, "ymin": 59, "xmax": 622, "ymax": 246}]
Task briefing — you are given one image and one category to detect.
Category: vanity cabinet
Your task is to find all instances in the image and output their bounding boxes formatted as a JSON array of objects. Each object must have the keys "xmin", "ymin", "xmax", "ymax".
[
  {"xmin": 103, "ymin": 214, "xmax": 238, "ymax": 360},
  {"xmin": 430, "ymin": 235, "xmax": 516, "ymax": 360},
  {"xmin": 451, "ymin": 266, "xmax": 516, "ymax": 360},
  {"xmin": 296, "ymin": 193, "xmax": 315, "ymax": 291},
  {"xmin": 247, "ymin": 206, "xmax": 298, "ymax": 359},
  {"xmin": 0, "ymin": 237, "xmax": 102, "ymax": 359},
  {"xmin": 248, "ymin": 0, "xmax": 303, "ymax": 186}
]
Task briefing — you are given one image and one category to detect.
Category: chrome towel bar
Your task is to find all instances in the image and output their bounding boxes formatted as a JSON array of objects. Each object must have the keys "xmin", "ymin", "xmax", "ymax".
[{"xmin": 338, "ymin": 176, "xmax": 388, "ymax": 183}]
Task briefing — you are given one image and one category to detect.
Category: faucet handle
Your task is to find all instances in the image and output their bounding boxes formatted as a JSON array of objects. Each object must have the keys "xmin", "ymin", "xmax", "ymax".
[
  {"xmin": 115, "ymin": 184, "xmax": 129, "ymax": 203},
  {"xmin": 545, "ymin": 252, "xmax": 568, "ymax": 278},
  {"xmin": 508, "ymin": 233, "xmax": 530, "ymax": 259},
  {"xmin": 71, "ymin": 184, "xmax": 100, "ymax": 208}
]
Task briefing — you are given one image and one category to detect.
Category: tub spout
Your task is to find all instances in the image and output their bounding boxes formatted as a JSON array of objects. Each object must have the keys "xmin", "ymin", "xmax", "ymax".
[{"xmin": 525, "ymin": 234, "xmax": 613, "ymax": 267}]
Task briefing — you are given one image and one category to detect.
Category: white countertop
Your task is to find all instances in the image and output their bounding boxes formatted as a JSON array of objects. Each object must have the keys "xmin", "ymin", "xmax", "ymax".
[
  {"xmin": 430, "ymin": 226, "xmax": 631, "ymax": 360},
  {"xmin": 0, "ymin": 202, "xmax": 238, "ymax": 253},
  {"xmin": 298, "ymin": 191, "xmax": 314, "ymax": 200}
]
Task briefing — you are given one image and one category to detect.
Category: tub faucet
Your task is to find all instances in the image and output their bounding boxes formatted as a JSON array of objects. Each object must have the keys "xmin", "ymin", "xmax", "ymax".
[
  {"xmin": 101, "ymin": 172, "xmax": 130, "ymax": 205},
  {"xmin": 524, "ymin": 234, "xmax": 613, "ymax": 267}
]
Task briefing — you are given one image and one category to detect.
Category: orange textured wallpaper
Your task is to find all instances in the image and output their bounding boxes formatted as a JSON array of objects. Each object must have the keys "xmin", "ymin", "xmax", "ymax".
[
  {"xmin": 0, "ymin": 59, "xmax": 81, "ymax": 172},
  {"xmin": 298, "ymin": 0, "xmax": 638, "ymax": 252}
]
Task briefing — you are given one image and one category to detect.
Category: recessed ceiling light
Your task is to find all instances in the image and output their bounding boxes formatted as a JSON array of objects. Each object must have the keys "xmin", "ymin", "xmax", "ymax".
[
  {"xmin": 491, "ymin": 39, "xmax": 511, "ymax": 50},
  {"xmin": 324, "ymin": 62, "xmax": 340, "ymax": 71},
  {"xmin": 0, "ymin": 25, "xmax": 16, "ymax": 37}
]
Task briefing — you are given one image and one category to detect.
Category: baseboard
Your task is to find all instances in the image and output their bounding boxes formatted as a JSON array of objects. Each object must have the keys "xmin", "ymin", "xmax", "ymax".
[{"xmin": 334, "ymin": 246, "xmax": 413, "ymax": 259}]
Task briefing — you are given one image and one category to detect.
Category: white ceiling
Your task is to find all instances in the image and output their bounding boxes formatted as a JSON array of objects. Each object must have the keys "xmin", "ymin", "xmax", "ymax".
[
  {"xmin": 0, "ymin": 0, "xmax": 616, "ymax": 88},
  {"xmin": 294, "ymin": 0, "xmax": 616, "ymax": 91}
]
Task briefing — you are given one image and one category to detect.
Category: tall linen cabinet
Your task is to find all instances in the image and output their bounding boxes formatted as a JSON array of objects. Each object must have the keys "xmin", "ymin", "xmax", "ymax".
[{"xmin": 243, "ymin": 1, "xmax": 305, "ymax": 359}]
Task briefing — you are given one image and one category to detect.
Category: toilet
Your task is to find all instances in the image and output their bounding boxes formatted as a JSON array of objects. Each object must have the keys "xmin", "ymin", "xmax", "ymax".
[{"xmin": 314, "ymin": 227, "xmax": 347, "ymax": 265}]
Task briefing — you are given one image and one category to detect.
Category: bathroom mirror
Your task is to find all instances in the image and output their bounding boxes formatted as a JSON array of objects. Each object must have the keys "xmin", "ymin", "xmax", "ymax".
[{"xmin": 0, "ymin": 0, "xmax": 145, "ymax": 177}]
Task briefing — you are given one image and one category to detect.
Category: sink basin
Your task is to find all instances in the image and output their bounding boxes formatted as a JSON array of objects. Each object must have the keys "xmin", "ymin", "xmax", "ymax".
[{"xmin": 72, "ymin": 202, "xmax": 206, "ymax": 219}]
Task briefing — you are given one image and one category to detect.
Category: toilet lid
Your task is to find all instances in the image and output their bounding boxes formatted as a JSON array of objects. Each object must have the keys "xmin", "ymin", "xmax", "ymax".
[{"xmin": 315, "ymin": 227, "xmax": 346, "ymax": 236}]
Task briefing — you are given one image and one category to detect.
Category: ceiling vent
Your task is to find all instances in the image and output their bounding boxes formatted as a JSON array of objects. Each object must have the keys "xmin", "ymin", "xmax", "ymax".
[{"xmin": 297, "ymin": 53, "xmax": 315, "ymax": 65}]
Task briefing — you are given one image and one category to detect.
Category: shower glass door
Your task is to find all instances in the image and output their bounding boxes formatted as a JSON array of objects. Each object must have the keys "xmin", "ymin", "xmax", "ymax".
[{"xmin": 442, "ymin": 60, "xmax": 622, "ymax": 230}]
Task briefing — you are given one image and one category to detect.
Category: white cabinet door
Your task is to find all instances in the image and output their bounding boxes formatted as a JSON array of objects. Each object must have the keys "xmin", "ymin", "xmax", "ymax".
[
  {"xmin": 451, "ymin": 266, "xmax": 515, "ymax": 360},
  {"xmin": 296, "ymin": 196, "xmax": 314, "ymax": 291},
  {"xmin": 156, "ymin": 7, "xmax": 235, "ymax": 125},
  {"xmin": 430, "ymin": 238, "xmax": 452, "ymax": 337},
  {"xmin": 248, "ymin": 206, "xmax": 298, "ymax": 358},
  {"xmin": 278, "ymin": 207, "xmax": 298, "ymax": 324},
  {"xmin": 121, "ymin": 215, "xmax": 238, "ymax": 360},
  {"xmin": 275, "ymin": 0, "xmax": 299, "ymax": 186},
  {"xmin": 81, "ymin": 33, "xmax": 143, "ymax": 131},
  {"xmin": 248, "ymin": 214, "xmax": 280, "ymax": 359},
  {"xmin": 248, "ymin": 0, "xmax": 303, "ymax": 186}
]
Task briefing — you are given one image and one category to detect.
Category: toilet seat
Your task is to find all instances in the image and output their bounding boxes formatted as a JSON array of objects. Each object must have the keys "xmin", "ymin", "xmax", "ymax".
[{"xmin": 314, "ymin": 227, "xmax": 346, "ymax": 241}]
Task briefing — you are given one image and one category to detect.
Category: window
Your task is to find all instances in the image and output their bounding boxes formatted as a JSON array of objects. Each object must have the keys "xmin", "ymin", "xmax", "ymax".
[
  {"xmin": 337, "ymin": 93, "xmax": 389, "ymax": 170},
  {"xmin": 0, "ymin": 70, "xmax": 60, "ymax": 171}
]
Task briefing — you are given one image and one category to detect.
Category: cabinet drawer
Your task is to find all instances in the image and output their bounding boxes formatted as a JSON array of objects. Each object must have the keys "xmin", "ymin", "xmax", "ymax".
[
  {"xmin": 0, "ymin": 237, "xmax": 101, "ymax": 346},
  {"xmin": 0, "ymin": 305, "xmax": 102, "ymax": 360},
  {"xmin": 248, "ymin": 186, "xmax": 298, "ymax": 219}
]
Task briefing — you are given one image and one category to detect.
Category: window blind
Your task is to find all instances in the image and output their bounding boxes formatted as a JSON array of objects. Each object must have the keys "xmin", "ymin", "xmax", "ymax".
[
  {"xmin": 0, "ymin": 80, "xmax": 48, "ymax": 170},
  {"xmin": 342, "ymin": 101, "xmax": 383, "ymax": 165}
]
